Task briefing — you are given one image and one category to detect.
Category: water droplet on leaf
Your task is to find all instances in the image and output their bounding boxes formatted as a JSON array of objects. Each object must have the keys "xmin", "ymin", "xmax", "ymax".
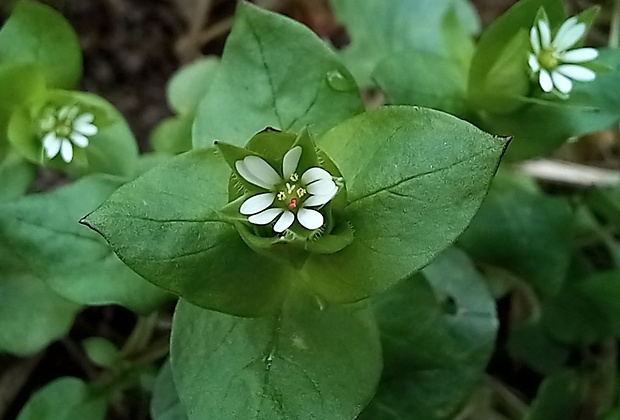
[{"xmin": 326, "ymin": 70, "xmax": 356, "ymax": 92}]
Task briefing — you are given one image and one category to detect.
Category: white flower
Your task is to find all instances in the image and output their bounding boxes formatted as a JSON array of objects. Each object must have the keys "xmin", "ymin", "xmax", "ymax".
[
  {"xmin": 39, "ymin": 106, "xmax": 98, "ymax": 163},
  {"xmin": 236, "ymin": 146, "xmax": 339, "ymax": 233},
  {"xmin": 528, "ymin": 15, "xmax": 598, "ymax": 95}
]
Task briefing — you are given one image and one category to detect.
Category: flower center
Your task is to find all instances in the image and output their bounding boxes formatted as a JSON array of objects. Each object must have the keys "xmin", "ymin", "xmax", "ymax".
[
  {"xmin": 539, "ymin": 49, "xmax": 559, "ymax": 70},
  {"xmin": 56, "ymin": 121, "xmax": 73, "ymax": 137},
  {"xmin": 276, "ymin": 173, "xmax": 307, "ymax": 211}
]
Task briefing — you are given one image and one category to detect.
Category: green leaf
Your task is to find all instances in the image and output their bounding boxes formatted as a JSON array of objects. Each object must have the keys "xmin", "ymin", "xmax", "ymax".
[
  {"xmin": 373, "ymin": 51, "xmax": 470, "ymax": 118},
  {"xmin": 83, "ymin": 149, "xmax": 291, "ymax": 317},
  {"xmin": 331, "ymin": 0, "xmax": 470, "ymax": 85},
  {"xmin": 459, "ymin": 185, "xmax": 573, "ymax": 299},
  {"xmin": 17, "ymin": 377, "xmax": 107, "ymax": 420},
  {"xmin": 82, "ymin": 337, "xmax": 121, "ymax": 368},
  {"xmin": 8, "ymin": 90, "xmax": 139, "ymax": 177},
  {"xmin": 526, "ymin": 371, "xmax": 582, "ymax": 420},
  {"xmin": 151, "ymin": 115, "xmax": 193, "ymax": 155},
  {"xmin": 0, "ymin": 0, "xmax": 82, "ymax": 89},
  {"xmin": 0, "ymin": 152, "xmax": 35, "ymax": 200},
  {"xmin": 0, "ymin": 260, "xmax": 79, "ymax": 355},
  {"xmin": 151, "ymin": 361, "xmax": 188, "ymax": 420},
  {"xmin": 0, "ymin": 63, "xmax": 46, "ymax": 107},
  {"xmin": 168, "ymin": 56, "xmax": 219, "ymax": 115},
  {"xmin": 508, "ymin": 321, "xmax": 569, "ymax": 375},
  {"xmin": 301, "ymin": 106, "xmax": 507, "ymax": 303},
  {"xmin": 484, "ymin": 49, "xmax": 620, "ymax": 159},
  {"xmin": 170, "ymin": 291, "xmax": 382, "ymax": 419},
  {"xmin": 542, "ymin": 271, "xmax": 620, "ymax": 344},
  {"xmin": 0, "ymin": 175, "xmax": 169, "ymax": 314},
  {"xmin": 359, "ymin": 248, "xmax": 498, "ymax": 419},
  {"xmin": 192, "ymin": 2, "xmax": 363, "ymax": 148},
  {"xmin": 468, "ymin": 0, "xmax": 564, "ymax": 98}
]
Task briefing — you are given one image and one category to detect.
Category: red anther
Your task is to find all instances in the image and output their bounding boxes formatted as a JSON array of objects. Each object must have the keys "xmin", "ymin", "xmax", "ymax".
[{"xmin": 288, "ymin": 198, "xmax": 298, "ymax": 210}]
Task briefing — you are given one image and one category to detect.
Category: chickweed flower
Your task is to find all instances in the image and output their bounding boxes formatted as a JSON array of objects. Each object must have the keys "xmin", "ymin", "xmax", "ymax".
[
  {"xmin": 236, "ymin": 146, "xmax": 338, "ymax": 233},
  {"xmin": 528, "ymin": 14, "xmax": 598, "ymax": 95},
  {"xmin": 39, "ymin": 106, "xmax": 98, "ymax": 163}
]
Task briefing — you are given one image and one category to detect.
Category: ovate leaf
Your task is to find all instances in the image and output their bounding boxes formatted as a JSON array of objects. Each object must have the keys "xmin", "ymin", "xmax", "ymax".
[
  {"xmin": 170, "ymin": 292, "xmax": 382, "ymax": 419},
  {"xmin": 193, "ymin": 2, "xmax": 363, "ymax": 148},
  {"xmin": 168, "ymin": 56, "xmax": 219, "ymax": 115},
  {"xmin": 302, "ymin": 106, "xmax": 507, "ymax": 303},
  {"xmin": 151, "ymin": 115, "xmax": 193, "ymax": 155},
  {"xmin": 360, "ymin": 248, "xmax": 498, "ymax": 419},
  {"xmin": 0, "ymin": 152, "xmax": 35, "ymax": 200},
  {"xmin": 151, "ymin": 361, "xmax": 188, "ymax": 420},
  {"xmin": 373, "ymin": 51, "xmax": 470, "ymax": 118},
  {"xmin": 0, "ymin": 259, "xmax": 79, "ymax": 355},
  {"xmin": 17, "ymin": 377, "xmax": 107, "ymax": 420},
  {"xmin": 83, "ymin": 149, "xmax": 291, "ymax": 317},
  {"xmin": 0, "ymin": 175, "xmax": 168, "ymax": 314},
  {"xmin": 0, "ymin": 0, "xmax": 82, "ymax": 89},
  {"xmin": 459, "ymin": 185, "xmax": 573, "ymax": 299}
]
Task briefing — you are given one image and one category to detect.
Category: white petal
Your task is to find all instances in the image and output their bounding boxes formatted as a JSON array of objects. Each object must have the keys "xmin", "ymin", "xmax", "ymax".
[
  {"xmin": 551, "ymin": 71, "xmax": 573, "ymax": 94},
  {"xmin": 303, "ymin": 186, "xmax": 338, "ymax": 207},
  {"xmin": 239, "ymin": 193, "xmax": 276, "ymax": 215},
  {"xmin": 307, "ymin": 178, "xmax": 337, "ymax": 196},
  {"xmin": 557, "ymin": 64, "xmax": 596, "ymax": 82},
  {"xmin": 297, "ymin": 208, "xmax": 324, "ymax": 230},
  {"xmin": 248, "ymin": 208, "xmax": 283, "ymax": 225},
  {"xmin": 70, "ymin": 132, "xmax": 89, "ymax": 148},
  {"xmin": 561, "ymin": 47, "xmax": 598, "ymax": 63},
  {"xmin": 282, "ymin": 146, "xmax": 302, "ymax": 179},
  {"xmin": 74, "ymin": 113, "xmax": 94, "ymax": 125},
  {"xmin": 554, "ymin": 23, "xmax": 586, "ymax": 51},
  {"xmin": 60, "ymin": 139, "xmax": 74, "ymax": 163},
  {"xmin": 538, "ymin": 20, "xmax": 551, "ymax": 49},
  {"xmin": 553, "ymin": 16, "xmax": 578, "ymax": 47},
  {"xmin": 243, "ymin": 156, "xmax": 281, "ymax": 187},
  {"xmin": 235, "ymin": 161, "xmax": 273, "ymax": 189},
  {"xmin": 74, "ymin": 121, "xmax": 98, "ymax": 136},
  {"xmin": 539, "ymin": 69, "xmax": 554, "ymax": 92},
  {"xmin": 530, "ymin": 26, "xmax": 541, "ymax": 54},
  {"xmin": 42, "ymin": 132, "xmax": 61, "ymax": 158},
  {"xmin": 301, "ymin": 167, "xmax": 332, "ymax": 185},
  {"xmin": 528, "ymin": 54, "xmax": 541, "ymax": 72},
  {"xmin": 273, "ymin": 211, "xmax": 295, "ymax": 233}
]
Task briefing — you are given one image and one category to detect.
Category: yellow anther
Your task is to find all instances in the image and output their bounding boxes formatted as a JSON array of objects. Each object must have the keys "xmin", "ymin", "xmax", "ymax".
[
  {"xmin": 290, "ymin": 173, "xmax": 299, "ymax": 182},
  {"xmin": 297, "ymin": 187, "xmax": 307, "ymax": 197},
  {"xmin": 277, "ymin": 191, "xmax": 286, "ymax": 201},
  {"xmin": 286, "ymin": 183, "xmax": 295, "ymax": 194}
]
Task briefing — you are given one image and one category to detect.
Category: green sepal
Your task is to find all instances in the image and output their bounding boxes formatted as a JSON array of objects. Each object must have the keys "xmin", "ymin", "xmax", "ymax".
[
  {"xmin": 214, "ymin": 140, "xmax": 271, "ymax": 195},
  {"xmin": 573, "ymin": 6, "xmax": 600, "ymax": 47},
  {"xmin": 304, "ymin": 219, "xmax": 354, "ymax": 254}
]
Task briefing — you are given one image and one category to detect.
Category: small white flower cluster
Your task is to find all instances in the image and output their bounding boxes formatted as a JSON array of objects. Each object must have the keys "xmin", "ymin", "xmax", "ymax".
[
  {"xmin": 236, "ymin": 146, "xmax": 338, "ymax": 233},
  {"xmin": 39, "ymin": 106, "xmax": 98, "ymax": 163},
  {"xmin": 528, "ymin": 15, "xmax": 598, "ymax": 95}
]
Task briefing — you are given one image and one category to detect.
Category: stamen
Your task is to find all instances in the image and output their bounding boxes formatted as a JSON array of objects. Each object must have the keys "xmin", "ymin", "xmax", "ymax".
[
  {"xmin": 290, "ymin": 173, "xmax": 299, "ymax": 182},
  {"xmin": 286, "ymin": 183, "xmax": 295, "ymax": 194},
  {"xmin": 277, "ymin": 191, "xmax": 286, "ymax": 201},
  {"xmin": 297, "ymin": 187, "xmax": 307, "ymax": 197}
]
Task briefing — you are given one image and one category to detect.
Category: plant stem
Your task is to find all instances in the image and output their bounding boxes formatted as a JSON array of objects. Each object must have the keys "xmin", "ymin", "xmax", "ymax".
[
  {"xmin": 121, "ymin": 313, "xmax": 159, "ymax": 359},
  {"xmin": 610, "ymin": 0, "xmax": 620, "ymax": 48}
]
